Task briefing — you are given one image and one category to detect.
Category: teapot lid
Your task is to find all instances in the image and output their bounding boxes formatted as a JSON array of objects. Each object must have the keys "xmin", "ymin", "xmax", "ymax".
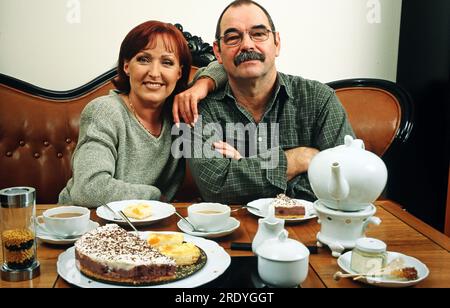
[
  {"xmin": 256, "ymin": 230, "xmax": 310, "ymax": 262},
  {"xmin": 344, "ymin": 135, "xmax": 365, "ymax": 149}
]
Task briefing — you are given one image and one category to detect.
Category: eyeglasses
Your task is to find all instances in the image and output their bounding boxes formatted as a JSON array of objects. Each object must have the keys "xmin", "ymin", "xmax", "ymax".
[{"xmin": 218, "ymin": 28, "xmax": 275, "ymax": 46}]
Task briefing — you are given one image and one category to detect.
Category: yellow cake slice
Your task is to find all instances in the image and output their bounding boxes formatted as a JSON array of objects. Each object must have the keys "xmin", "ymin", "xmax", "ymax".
[
  {"xmin": 123, "ymin": 203, "xmax": 152, "ymax": 220},
  {"xmin": 146, "ymin": 233, "xmax": 201, "ymax": 266},
  {"xmin": 147, "ymin": 233, "xmax": 184, "ymax": 247},
  {"xmin": 158, "ymin": 243, "xmax": 201, "ymax": 266}
]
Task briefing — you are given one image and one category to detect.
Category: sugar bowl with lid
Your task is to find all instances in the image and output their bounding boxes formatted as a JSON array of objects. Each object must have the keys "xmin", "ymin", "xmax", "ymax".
[{"xmin": 256, "ymin": 229, "xmax": 309, "ymax": 288}]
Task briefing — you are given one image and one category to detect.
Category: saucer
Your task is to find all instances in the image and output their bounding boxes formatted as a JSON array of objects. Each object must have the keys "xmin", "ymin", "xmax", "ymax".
[
  {"xmin": 177, "ymin": 217, "xmax": 240, "ymax": 238},
  {"xmin": 337, "ymin": 251, "xmax": 430, "ymax": 287},
  {"xmin": 36, "ymin": 220, "xmax": 99, "ymax": 245}
]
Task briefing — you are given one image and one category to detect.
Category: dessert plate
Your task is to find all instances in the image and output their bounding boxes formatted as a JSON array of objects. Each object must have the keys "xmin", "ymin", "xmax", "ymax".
[
  {"xmin": 36, "ymin": 220, "xmax": 99, "ymax": 245},
  {"xmin": 337, "ymin": 251, "xmax": 429, "ymax": 287},
  {"xmin": 57, "ymin": 231, "xmax": 230, "ymax": 288},
  {"xmin": 177, "ymin": 217, "xmax": 240, "ymax": 238},
  {"xmin": 96, "ymin": 200, "xmax": 175, "ymax": 226},
  {"xmin": 246, "ymin": 198, "xmax": 317, "ymax": 222}
]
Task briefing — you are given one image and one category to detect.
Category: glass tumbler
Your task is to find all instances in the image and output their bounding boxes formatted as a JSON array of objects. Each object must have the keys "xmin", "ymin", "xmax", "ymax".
[{"xmin": 0, "ymin": 187, "xmax": 40, "ymax": 281}]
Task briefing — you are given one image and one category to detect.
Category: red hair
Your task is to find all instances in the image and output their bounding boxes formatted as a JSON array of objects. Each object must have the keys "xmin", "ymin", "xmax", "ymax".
[{"xmin": 113, "ymin": 21, "xmax": 192, "ymax": 99}]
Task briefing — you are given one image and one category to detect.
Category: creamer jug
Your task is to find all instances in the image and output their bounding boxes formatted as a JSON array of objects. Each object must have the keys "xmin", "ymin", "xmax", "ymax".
[{"xmin": 252, "ymin": 203, "xmax": 284, "ymax": 254}]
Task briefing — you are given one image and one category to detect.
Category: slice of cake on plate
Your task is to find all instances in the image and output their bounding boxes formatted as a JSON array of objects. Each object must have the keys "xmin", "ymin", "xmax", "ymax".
[
  {"xmin": 147, "ymin": 233, "xmax": 184, "ymax": 247},
  {"xmin": 122, "ymin": 203, "xmax": 152, "ymax": 220},
  {"xmin": 147, "ymin": 233, "xmax": 201, "ymax": 266},
  {"xmin": 272, "ymin": 194, "xmax": 306, "ymax": 219},
  {"xmin": 75, "ymin": 224, "xmax": 176, "ymax": 285}
]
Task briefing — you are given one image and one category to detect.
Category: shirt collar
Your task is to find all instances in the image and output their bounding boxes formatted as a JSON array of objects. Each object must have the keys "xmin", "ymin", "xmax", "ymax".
[
  {"xmin": 277, "ymin": 72, "xmax": 293, "ymax": 99},
  {"xmin": 215, "ymin": 72, "xmax": 293, "ymax": 103}
]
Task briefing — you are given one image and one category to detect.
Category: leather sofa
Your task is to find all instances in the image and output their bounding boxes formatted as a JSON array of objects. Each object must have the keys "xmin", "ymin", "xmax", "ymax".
[
  {"xmin": 0, "ymin": 73, "xmax": 413, "ymax": 204},
  {"xmin": 0, "ymin": 25, "xmax": 414, "ymax": 204}
]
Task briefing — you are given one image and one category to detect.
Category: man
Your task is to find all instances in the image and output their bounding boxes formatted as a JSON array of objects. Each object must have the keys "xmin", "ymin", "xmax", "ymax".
[{"xmin": 184, "ymin": 0, "xmax": 354, "ymax": 204}]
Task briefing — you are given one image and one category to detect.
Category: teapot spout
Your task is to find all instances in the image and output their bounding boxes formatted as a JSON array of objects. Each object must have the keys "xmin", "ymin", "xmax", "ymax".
[{"xmin": 328, "ymin": 162, "xmax": 350, "ymax": 201}]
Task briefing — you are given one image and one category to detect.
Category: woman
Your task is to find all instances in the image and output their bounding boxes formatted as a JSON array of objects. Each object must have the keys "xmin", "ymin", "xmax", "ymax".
[{"xmin": 59, "ymin": 21, "xmax": 211, "ymax": 207}]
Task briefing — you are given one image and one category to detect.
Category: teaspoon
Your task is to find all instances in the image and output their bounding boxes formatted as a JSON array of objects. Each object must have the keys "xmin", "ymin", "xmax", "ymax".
[
  {"xmin": 230, "ymin": 204, "xmax": 260, "ymax": 212},
  {"xmin": 174, "ymin": 211, "xmax": 206, "ymax": 232},
  {"xmin": 118, "ymin": 210, "xmax": 139, "ymax": 235},
  {"xmin": 102, "ymin": 204, "xmax": 123, "ymax": 221}
]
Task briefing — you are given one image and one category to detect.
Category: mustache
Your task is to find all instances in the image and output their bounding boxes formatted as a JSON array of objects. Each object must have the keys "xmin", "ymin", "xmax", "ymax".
[{"xmin": 234, "ymin": 51, "xmax": 266, "ymax": 66}]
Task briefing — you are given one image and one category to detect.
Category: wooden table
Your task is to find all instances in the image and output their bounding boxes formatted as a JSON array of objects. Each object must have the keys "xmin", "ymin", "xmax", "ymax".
[{"xmin": 1, "ymin": 200, "xmax": 449, "ymax": 288}]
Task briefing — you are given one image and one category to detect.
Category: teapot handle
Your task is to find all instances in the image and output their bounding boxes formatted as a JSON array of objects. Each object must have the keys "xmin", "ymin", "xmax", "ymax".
[{"xmin": 363, "ymin": 216, "xmax": 381, "ymax": 231}]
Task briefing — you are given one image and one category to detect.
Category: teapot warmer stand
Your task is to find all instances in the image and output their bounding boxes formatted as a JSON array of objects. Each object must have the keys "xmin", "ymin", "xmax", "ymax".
[
  {"xmin": 313, "ymin": 201, "xmax": 380, "ymax": 257},
  {"xmin": 316, "ymin": 233, "xmax": 358, "ymax": 258}
]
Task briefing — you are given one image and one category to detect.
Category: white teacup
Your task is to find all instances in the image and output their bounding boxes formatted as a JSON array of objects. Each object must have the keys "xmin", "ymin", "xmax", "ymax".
[
  {"xmin": 37, "ymin": 206, "xmax": 90, "ymax": 236},
  {"xmin": 187, "ymin": 203, "xmax": 230, "ymax": 232}
]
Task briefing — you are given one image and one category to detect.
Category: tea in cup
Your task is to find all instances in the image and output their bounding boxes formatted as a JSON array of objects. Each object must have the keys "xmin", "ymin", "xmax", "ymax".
[
  {"xmin": 187, "ymin": 203, "xmax": 230, "ymax": 232},
  {"xmin": 37, "ymin": 206, "xmax": 90, "ymax": 236}
]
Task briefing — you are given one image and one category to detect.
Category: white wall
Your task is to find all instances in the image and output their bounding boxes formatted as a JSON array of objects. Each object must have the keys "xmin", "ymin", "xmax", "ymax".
[{"xmin": 0, "ymin": 0, "xmax": 402, "ymax": 90}]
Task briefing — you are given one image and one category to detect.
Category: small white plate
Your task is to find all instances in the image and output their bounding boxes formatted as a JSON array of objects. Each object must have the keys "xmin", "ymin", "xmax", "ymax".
[
  {"xmin": 246, "ymin": 198, "xmax": 317, "ymax": 222},
  {"xmin": 96, "ymin": 200, "xmax": 175, "ymax": 226},
  {"xmin": 177, "ymin": 217, "xmax": 240, "ymax": 238},
  {"xmin": 337, "ymin": 251, "xmax": 430, "ymax": 287},
  {"xmin": 57, "ymin": 231, "xmax": 231, "ymax": 288},
  {"xmin": 36, "ymin": 220, "xmax": 99, "ymax": 245}
]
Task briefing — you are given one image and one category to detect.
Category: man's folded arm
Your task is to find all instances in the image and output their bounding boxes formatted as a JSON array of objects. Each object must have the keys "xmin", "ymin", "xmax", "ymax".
[{"xmin": 188, "ymin": 146, "xmax": 288, "ymax": 204}]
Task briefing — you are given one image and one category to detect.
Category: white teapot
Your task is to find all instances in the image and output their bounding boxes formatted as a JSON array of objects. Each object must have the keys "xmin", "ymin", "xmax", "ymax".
[{"xmin": 308, "ymin": 135, "xmax": 387, "ymax": 211}]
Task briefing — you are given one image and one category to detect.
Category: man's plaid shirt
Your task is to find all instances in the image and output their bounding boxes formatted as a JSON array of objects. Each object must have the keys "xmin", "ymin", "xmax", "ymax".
[{"xmin": 187, "ymin": 72, "xmax": 354, "ymax": 204}]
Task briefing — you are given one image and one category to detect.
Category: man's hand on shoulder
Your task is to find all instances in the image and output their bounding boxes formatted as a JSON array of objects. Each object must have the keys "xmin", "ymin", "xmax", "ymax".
[
  {"xmin": 172, "ymin": 77, "xmax": 215, "ymax": 126},
  {"xmin": 285, "ymin": 147, "xmax": 319, "ymax": 180}
]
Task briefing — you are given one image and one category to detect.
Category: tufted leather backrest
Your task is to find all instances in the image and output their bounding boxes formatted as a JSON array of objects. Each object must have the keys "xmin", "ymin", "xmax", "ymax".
[
  {"xmin": 328, "ymin": 79, "xmax": 414, "ymax": 157},
  {"xmin": 0, "ymin": 81, "xmax": 115, "ymax": 204},
  {"xmin": 336, "ymin": 87, "xmax": 400, "ymax": 156}
]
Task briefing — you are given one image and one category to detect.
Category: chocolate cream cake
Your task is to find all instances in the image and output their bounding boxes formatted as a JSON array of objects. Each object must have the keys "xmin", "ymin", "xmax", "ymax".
[
  {"xmin": 75, "ymin": 224, "xmax": 176, "ymax": 285},
  {"xmin": 272, "ymin": 194, "xmax": 306, "ymax": 218}
]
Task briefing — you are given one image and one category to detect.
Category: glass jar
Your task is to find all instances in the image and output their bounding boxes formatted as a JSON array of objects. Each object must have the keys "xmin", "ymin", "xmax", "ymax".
[
  {"xmin": 0, "ymin": 187, "xmax": 40, "ymax": 281},
  {"xmin": 350, "ymin": 237, "xmax": 387, "ymax": 274}
]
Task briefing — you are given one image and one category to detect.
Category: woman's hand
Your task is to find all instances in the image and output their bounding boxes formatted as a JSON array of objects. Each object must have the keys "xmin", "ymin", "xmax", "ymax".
[
  {"xmin": 173, "ymin": 77, "xmax": 215, "ymax": 126},
  {"xmin": 214, "ymin": 141, "xmax": 242, "ymax": 160}
]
